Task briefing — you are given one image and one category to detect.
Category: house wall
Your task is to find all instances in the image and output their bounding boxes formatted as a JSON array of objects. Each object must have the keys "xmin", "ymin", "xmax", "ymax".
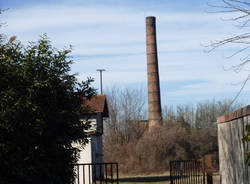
[
  {"xmin": 78, "ymin": 113, "xmax": 104, "ymax": 164},
  {"xmin": 91, "ymin": 136, "xmax": 103, "ymax": 163},
  {"xmin": 79, "ymin": 138, "xmax": 92, "ymax": 163},
  {"xmin": 91, "ymin": 114, "xmax": 104, "ymax": 164},
  {"xmin": 77, "ymin": 114, "xmax": 104, "ymax": 183},
  {"xmin": 77, "ymin": 139, "xmax": 92, "ymax": 184},
  {"xmin": 77, "ymin": 136, "xmax": 103, "ymax": 183},
  {"xmin": 217, "ymin": 106, "xmax": 250, "ymax": 184},
  {"xmin": 91, "ymin": 114, "xmax": 104, "ymax": 179}
]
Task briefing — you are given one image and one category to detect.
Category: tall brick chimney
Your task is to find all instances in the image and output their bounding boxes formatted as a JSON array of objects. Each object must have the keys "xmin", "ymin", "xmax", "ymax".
[{"xmin": 146, "ymin": 16, "xmax": 162, "ymax": 130}]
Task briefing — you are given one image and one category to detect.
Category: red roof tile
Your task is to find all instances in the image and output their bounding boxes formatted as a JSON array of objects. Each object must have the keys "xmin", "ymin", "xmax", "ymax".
[{"xmin": 83, "ymin": 95, "xmax": 109, "ymax": 117}]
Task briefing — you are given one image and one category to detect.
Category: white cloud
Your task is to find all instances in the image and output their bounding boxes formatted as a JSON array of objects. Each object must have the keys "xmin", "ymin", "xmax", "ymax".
[{"xmin": 2, "ymin": 1, "xmax": 249, "ymax": 105}]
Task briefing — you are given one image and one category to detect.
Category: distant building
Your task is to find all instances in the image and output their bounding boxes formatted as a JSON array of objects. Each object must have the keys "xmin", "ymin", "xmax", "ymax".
[
  {"xmin": 77, "ymin": 95, "xmax": 109, "ymax": 183},
  {"xmin": 79, "ymin": 94, "xmax": 109, "ymax": 164}
]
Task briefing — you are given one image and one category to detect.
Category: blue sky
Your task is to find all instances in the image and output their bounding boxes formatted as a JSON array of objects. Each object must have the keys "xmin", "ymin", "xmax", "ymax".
[{"xmin": 1, "ymin": 0, "xmax": 250, "ymax": 107}]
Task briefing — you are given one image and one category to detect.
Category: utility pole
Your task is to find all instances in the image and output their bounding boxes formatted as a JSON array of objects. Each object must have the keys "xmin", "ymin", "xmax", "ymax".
[{"xmin": 96, "ymin": 69, "xmax": 105, "ymax": 94}]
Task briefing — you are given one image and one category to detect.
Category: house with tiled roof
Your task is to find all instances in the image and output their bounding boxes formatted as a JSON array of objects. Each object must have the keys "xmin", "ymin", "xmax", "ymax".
[
  {"xmin": 77, "ymin": 95, "xmax": 109, "ymax": 183},
  {"xmin": 81, "ymin": 94, "xmax": 109, "ymax": 136}
]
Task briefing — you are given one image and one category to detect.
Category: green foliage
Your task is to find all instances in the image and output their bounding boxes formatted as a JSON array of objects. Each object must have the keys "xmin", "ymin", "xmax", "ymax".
[
  {"xmin": 0, "ymin": 35, "xmax": 95, "ymax": 184},
  {"xmin": 243, "ymin": 124, "xmax": 250, "ymax": 163}
]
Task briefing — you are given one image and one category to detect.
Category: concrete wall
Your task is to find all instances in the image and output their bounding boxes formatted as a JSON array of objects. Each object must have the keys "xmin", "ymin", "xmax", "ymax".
[{"xmin": 217, "ymin": 105, "xmax": 250, "ymax": 184}]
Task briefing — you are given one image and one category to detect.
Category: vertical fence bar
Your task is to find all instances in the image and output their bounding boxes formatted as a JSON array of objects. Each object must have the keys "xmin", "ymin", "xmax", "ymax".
[
  {"xmin": 187, "ymin": 161, "xmax": 189, "ymax": 184},
  {"xmin": 75, "ymin": 163, "xmax": 118, "ymax": 184},
  {"xmin": 111, "ymin": 164, "xmax": 113, "ymax": 184},
  {"xmin": 177, "ymin": 161, "xmax": 179, "ymax": 184},
  {"xmin": 105, "ymin": 163, "xmax": 107, "ymax": 184},
  {"xmin": 83, "ymin": 165, "xmax": 85, "ymax": 184},
  {"xmin": 195, "ymin": 161, "xmax": 199, "ymax": 183},
  {"xmin": 98, "ymin": 164, "xmax": 103, "ymax": 184},
  {"xmin": 187, "ymin": 161, "xmax": 190, "ymax": 184},
  {"xmin": 199, "ymin": 161, "xmax": 204, "ymax": 184},
  {"xmin": 183, "ymin": 161, "xmax": 186, "ymax": 184},
  {"xmin": 188, "ymin": 161, "xmax": 191, "ymax": 184},
  {"xmin": 179, "ymin": 161, "xmax": 181, "ymax": 184},
  {"xmin": 190, "ymin": 161, "xmax": 192, "ymax": 184},
  {"xmin": 172, "ymin": 162, "xmax": 176, "ymax": 184},
  {"xmin": 176, "ymin": 161, "xmax": 177, "ymax": 184},
  {"xmin": 181, "ymin": 161, "xmax": 183, "ymax": 184},
  {"xmin": 194, "ymin": 161, "xmax": 197, "ymax": 184},
  {"xmin": 88, "ymin": 164, "xmax": 91, "ymax": 184},
  {"xmin": 192, "ymin": 161, "xmax": 195, "ymax": 183},
  {"xmin": 184, "ymin": 161, "xmax": 186, "ymax": 184},
  {"xmin": 170, "ymin": 162, "xmax": 173, "ymax": 184},
  {"xmin": 198, "ymin": 161, "xmax": 200, "ymax": 184},
  {"xmin": 77, "ymin": 165, "xmax": 80, "ymax": 184},
  {"xmin": 116, "ymin": 163, "xmax": 119, "ymax": 184},
  {"xmin": 192, "ymin": 161, "xmax": 194, "ymax": 184},
  {"xmin": 194, "ymin": 161, "xmax": 196, "ymax": 184},
  {"xmin": 179, "ymin": 161, "xmax": 182, "ymax": 184},
  {"xmin": 93, "ymin": 164, "xmax": 96, "ymax": 184},
  {"xmin": 175, "ymin": 161, "xmax": 177, "ymax": 184},
  {"xmin": 174, "ymin": 161, "xmax": 176, "ymax": 184},
  {"xmin": 178, "ymin": 161, "xmax": 180, "ymax": 184},
  {"xmin": 197, "ymin": 161, "xmax": 199, "ymax": 184},
  {"xmin": 189, "ymin": 161, "xmax": 191, "ymax": 184},
  {"xmin": 203, "ymin": 160, "xmax": 205, "ymax": 184},
  {"xmin": 174, "ymin": 162, "xmax": 176, "ymax": 184}
]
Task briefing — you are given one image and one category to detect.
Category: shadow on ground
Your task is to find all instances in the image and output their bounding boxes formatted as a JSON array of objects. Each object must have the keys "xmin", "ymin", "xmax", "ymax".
[{"xmin": 119, "ymin": 176, "xmax": 171, "ymax": 183}]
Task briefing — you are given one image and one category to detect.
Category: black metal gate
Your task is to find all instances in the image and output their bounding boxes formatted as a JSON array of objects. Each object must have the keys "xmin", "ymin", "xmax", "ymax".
[
  {"xmin": 170, "ymin": 160, "xmax": 212, "ymax": 184},
  {"xmin": 75, "ymin": 163, "xmax": 119, "ymax": 184}
]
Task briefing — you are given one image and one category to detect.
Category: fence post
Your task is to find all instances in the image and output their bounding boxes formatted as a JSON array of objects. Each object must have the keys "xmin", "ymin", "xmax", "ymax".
[
  {"xmin": 116, "ymin": 163, "xmax": 119, "ymax": 184},
  {"xmin": 170, "ymin": 161, "xmax": 173, "ymax": 184},
  {"xmin": 206, "ymin": 172, "xmax": 213, "ymax": 184}
]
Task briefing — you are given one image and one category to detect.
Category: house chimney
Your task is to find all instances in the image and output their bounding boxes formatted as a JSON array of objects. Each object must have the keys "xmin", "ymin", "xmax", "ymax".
[{"xmin": 146, "ymin": 16, "xmax": 162, "ymax": 130}]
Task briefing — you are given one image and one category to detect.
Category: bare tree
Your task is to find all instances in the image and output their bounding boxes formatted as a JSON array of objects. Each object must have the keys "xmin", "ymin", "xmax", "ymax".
[
  {"xmin": 207, "ymin": 0, "xmax": 250, "ymax": 104},
  {"xmin": 104, "ymin": 86, "xmax": 146, "ymax": 142},
  {"xmin": 103, "ymin": 86, "xmax": 147, "ymax": 171},
  {"xmin": 104, "ymin": 93, "xmax": 240, "ymax": 174},
  {"xmin": 207, "ymin": 0, "xmax": 250, "ymax": 163}
]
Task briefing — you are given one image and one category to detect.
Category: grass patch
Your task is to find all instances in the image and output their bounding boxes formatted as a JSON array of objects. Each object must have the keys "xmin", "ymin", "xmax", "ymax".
[{"xmin": 119, "ymin": 173, "xmax": 170, "ymax": 184}]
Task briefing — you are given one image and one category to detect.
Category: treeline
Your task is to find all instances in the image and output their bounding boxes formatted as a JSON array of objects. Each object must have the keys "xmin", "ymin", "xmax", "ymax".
[{"xmin": 103, "ymin": 87, "xmax": 242, "ymax": 174}]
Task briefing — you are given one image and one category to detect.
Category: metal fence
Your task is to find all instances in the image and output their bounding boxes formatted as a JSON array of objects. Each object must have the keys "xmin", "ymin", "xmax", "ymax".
[
  {"xmin": 75, "ymin": 163, "xmax": 119, "ymax": 184},
  {"xmin": 170, "ymin": 160, "xmax": 213, "ymax": 184}
]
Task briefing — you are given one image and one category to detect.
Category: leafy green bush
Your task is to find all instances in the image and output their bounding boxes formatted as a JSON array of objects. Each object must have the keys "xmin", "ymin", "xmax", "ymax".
[{"xmin": 0, "ymin": 35, "xmax": 95, "ymax": 184}]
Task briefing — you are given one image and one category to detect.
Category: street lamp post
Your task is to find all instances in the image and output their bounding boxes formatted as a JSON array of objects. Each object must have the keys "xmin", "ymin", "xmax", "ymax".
[{"xmin": 96, "ymin": 69, "xmax": 105, "ymax": 94}]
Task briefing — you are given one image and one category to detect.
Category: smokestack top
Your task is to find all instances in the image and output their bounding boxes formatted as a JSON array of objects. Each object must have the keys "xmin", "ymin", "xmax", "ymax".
[
  {"xmin": 146, "ymin": 16, "xmax": 156, "ymax": 25},
  {"xmin": 146, "ymin": 16, "xmax": 156, "ymax": 20}
]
